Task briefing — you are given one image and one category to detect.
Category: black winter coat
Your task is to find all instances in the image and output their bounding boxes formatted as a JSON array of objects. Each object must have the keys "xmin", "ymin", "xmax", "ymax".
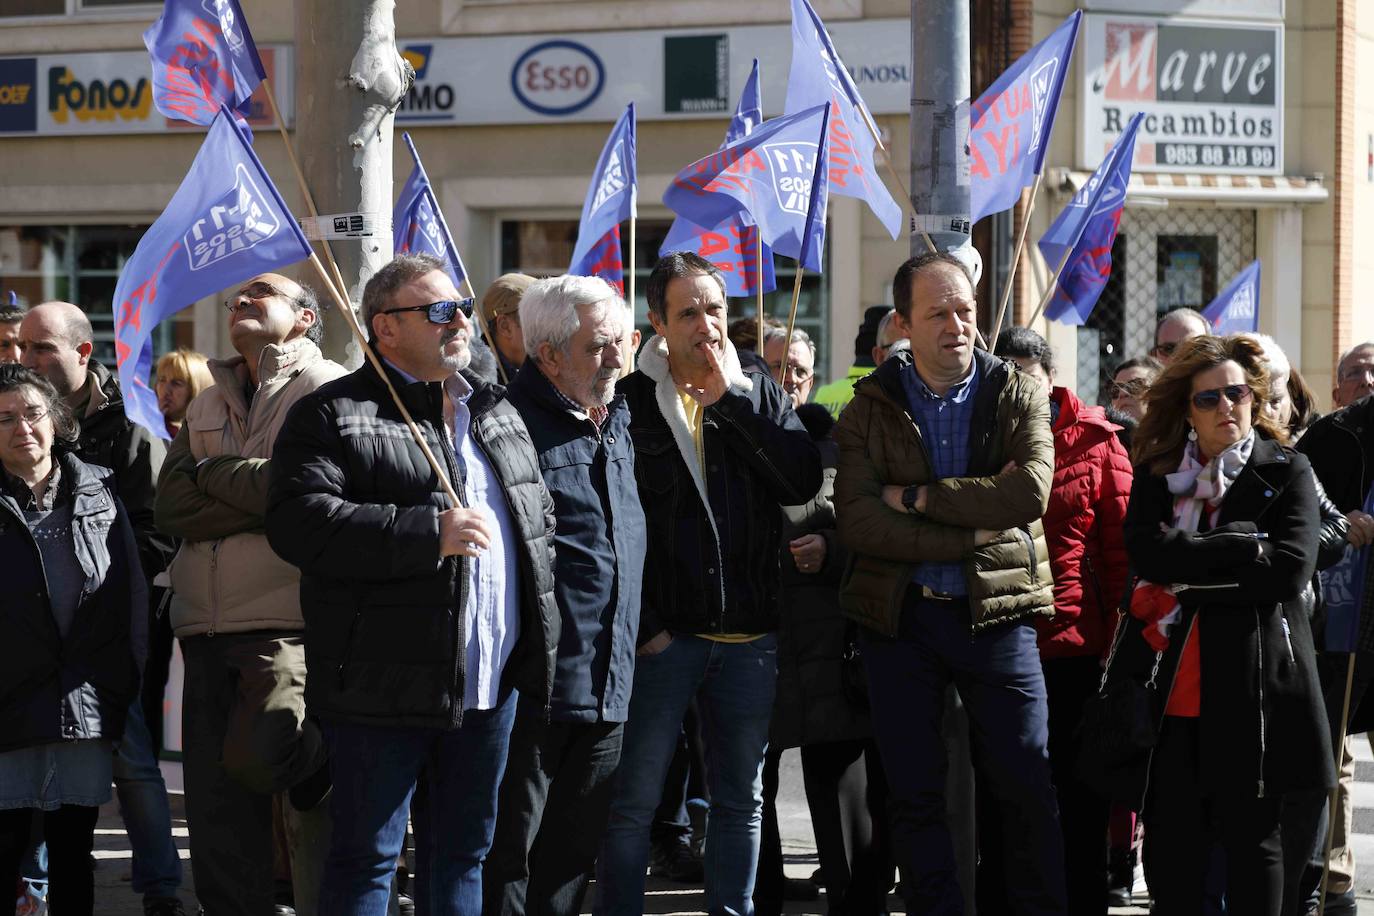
[
  {"xmin": 0, "ymin": 451, "xmax": 147, "ymax": 752},
  {"xmin": 618, "ymin": 339, "xmax": 822, "ymax": 642},
  {"xmin": 1106, "ymin": 436, "xmax": 1333, "ymax": 805},
  {"xmin": 265, "ymin": 361, "xmax": 559, "ymax": 729}
]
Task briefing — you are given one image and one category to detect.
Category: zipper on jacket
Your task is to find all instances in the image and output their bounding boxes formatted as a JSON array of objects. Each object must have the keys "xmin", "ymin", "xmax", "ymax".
[
  {"xmin": 207, "ymin": 541, "xmax": 220, "ymax": 636},
  {"xmin": 1019, "ymin": 525, "xmax": 1039, "ymax": 585},
  {"xmin": 1255, "ymin": 607, "xmax": 1267, "ymax": 798},
  {"xmin": 1281, "ymin": 614, "xmax": 1295, "ymax": 665},
  {"xmin": 1139, "ymin": 614, "xmax": 1195, "ymax": 813},
  {"xmin": 435, "ymin": 412, "xmax": 469, "ymax": 728}
]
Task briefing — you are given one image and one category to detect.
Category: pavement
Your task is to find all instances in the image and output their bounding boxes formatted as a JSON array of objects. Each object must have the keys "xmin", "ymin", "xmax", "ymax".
[{"xmin": 63, "ymin": 749, "xmax": 1374, "ymax": 914}]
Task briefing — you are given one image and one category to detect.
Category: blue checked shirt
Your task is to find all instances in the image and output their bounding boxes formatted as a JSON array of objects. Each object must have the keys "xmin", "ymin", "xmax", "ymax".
[{"xmin": 900, "ymin": 360, "xmax": 980, "ymax": 596}]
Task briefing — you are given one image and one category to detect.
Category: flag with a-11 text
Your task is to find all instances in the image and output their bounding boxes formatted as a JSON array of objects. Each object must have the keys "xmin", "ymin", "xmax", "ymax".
[
  {"xmin": 1037, "ymin": 112, "xmax": 1143, "ymax": 325},
  {"xmin": 1202, "ymin": 259, "xmax": 1261, "ymax": 335},
  {"xmin": 143, "ymin": 0, "xmax": 267, "ymax": 125},
  {"xmin": 970, "ymin": 10, "xmax": 1081, "ymax": 223},
  {"xmin": 661, "ymin": 59, "xmax": 777, "ymax": 297},
  {"xmin": 113, "ymin": 107, "xmax": 310, "ymax": 437},
  {"xmin": 569, "ymin": 103, "xmax": 636, "ymax": 292},
  {"xmin": 664, "ymin": 103, "xmax": 831, "ymax": 273}
]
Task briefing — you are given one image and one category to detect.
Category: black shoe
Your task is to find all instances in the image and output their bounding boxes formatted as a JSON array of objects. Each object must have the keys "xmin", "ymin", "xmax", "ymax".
[
  {"xmin": 1107, "ymin": 846, "xmax": 1135, "ymax": 906},
  {"xmin": 397, "ymin": 892, "xmax": 416, "ymax": 916},
  {"xmin": 810, "ymin": 866, "xmax": 825, "ymax": 888},
  {"xmin": 272, "ymin": 906, "xmax": 296, "ymax": 916},
  {"xmin": 144, "ymin": 896, "xmax": 186, "ymax": 916},
  {"xmin": 289, "ymin": 760, "xmax": 332, "ymax": 812},
  {"xmin": 649, "ymin": 843, "xmax": 704, "ymax": 883},
  {"xmin": 783, "ymin": 876, "xmax": 820, "ymax": 901}
]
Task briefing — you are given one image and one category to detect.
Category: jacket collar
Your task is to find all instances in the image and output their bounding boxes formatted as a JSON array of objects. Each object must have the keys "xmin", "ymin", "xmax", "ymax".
[
  {"xmin": 861, "ymin": 346, "xmax": 1009, "ymax": 412},
  {"xmin": 211, "ymin": 338, "xmax": 326, "ymax": 419},
  {"xmin": 1050, "ymin": 385, "xmax": 1122, "ymax": 436},
  {"xmin": 358, "ymin": 352, "xmax": 503, "ymax": 423},
  {"xmin": 70, "ymin": 360, "xmax": 118, "ymax": 421},
  {"xmin": 509, "ymin": 358, "xmax": 624, "ymax": 424},
  {"xmin": 636, "ymin": 334, "xmax": 754, "ymax": 393}
]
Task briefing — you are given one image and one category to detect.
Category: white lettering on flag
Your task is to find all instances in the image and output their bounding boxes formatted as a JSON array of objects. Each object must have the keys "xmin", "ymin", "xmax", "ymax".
[
  {"xmin": 591, "ymin": 142, "xmax": 628, "ymax": 213},
  {"xmin": 765, "ymin": 141, "xmax": 818, "ymax": 216},
  {"xmin": 1029, "ymin": 58, "xmax": 1058, "ymax": 154},
  {"xmin": 184, "ymin": 163, "xmax": 281, "ymax": 270}
]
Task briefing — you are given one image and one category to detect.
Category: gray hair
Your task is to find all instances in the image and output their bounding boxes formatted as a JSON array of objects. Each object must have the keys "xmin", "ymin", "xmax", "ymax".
[
  {"xmin": 362, "ymin": 254, "xmax": 447, "ymax": 339},
  {"xmin": 292, "ymin": 282, "xmax": 325, "ymax": 347},
  {"xmin": 874, "ymin": 308, "xmax": 900, "ymax": 348},
  {"xmin": 1337, "ymin": 341, "xmax": 1374, "ymax": 380},
  {"xmin": 520, "ymin": 275, "xmax": 624, "ymax": 361},
  {"xmin": 763, "ymin": 326, "xmax": 816, "ymax": 359},
  {"xmin": 1241, "ymin": 332, "xmax": 1290, "ymax": 384}
]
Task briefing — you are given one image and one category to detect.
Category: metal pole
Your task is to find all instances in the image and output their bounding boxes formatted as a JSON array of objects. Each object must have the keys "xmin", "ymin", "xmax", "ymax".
[{"xmin": 910, "ymin": 0, "xmax": 973, "ymax": 263}]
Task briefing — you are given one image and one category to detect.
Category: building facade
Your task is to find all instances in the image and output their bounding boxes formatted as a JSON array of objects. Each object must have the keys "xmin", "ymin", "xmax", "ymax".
[{"xmin": 0, "ymin": 0, "xmax": 1366, "ymax": 406}]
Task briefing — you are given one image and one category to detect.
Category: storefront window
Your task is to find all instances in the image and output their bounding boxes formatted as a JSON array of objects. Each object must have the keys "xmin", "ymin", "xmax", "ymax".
[
  {"xmin": 0, "ymin": 0, "xmax": 151, "ymax": 15},
  {"xmin": 499, "ymin": 218, "xmax": 832, "ymax": 380},
  {"xmin": 1156, "ymin": 235, "xmax": 1219, "ymax": 315},
  {"xmin": 0, "ymin": 224, "xmax": 195, "ymax": 368}
]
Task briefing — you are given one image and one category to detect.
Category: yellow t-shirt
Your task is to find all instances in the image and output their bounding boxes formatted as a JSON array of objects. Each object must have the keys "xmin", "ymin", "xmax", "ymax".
[{"xmin": 677, "ymin": 390, "xmax": 760, "ymax": 644}]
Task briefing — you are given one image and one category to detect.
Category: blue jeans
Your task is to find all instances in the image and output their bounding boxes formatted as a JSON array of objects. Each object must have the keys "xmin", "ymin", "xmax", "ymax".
[
  {"xmin": 113, "ymin": 697, "xmax": 182, "ymax": 898},
  {"xmin": 860, "ymin": 595, "xmax": 1065, "ymax": 916},
  {"xmin": 319, "ymin": 691, "xmax": 518, "ymax": 916},
  {"xmin": 596, "ymin": 634, "xmax": 778, "ymax": 916}
]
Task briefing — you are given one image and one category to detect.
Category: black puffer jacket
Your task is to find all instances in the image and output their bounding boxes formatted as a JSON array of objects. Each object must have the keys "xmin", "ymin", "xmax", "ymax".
[
  {"xmin": 265, "ymin": 360, "xmax": 559, "ymax": 729},
  {"xmin": 1101, "ymin": 437, "xmax": 1333, "ymax": 805},
  {"xmin": 0, "ymin": 451, "xmax": 147, "ymax": 752}
]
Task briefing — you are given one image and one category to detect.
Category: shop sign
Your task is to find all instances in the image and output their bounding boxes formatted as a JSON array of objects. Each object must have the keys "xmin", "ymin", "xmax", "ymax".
[
  {"xmin": 0, "ymin": 46, "xmax": 291, "ymax": 136},
  {"xmin": 1080, "ymin": 14, "xmax": 1282, "ymax": 174}
]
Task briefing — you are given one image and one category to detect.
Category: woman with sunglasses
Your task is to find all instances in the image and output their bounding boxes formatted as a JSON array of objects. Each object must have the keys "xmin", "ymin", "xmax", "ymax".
[
  {"xmin": 0, "ymin": 365, "xmax": 146, "ymax": 915},
  {"xmin": 1109, "ymin": 335, "xmax": 1332, "ymax": 915}
]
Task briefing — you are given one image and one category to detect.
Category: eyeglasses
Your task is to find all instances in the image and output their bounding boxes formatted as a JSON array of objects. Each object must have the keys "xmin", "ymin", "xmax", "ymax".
[
  {"xmin": 1191, "ymin": 384, "xmax": 1253, "ymax": 412},
  {"xmin": 379, "ymin": 299, "xmax": 475, "ymax": 325},
  {"xmin": 0, "ymin": 405, "xmax": 48, "ymax": 431},
  {"xmin": 1340, "ymin": 366, "xmax": 1374, "ymax": 384},
  {"xmin": 224, "ymin": 281, "xmax": 291, "ymax": 313},
  {"xmin": 1110, "ymin": 379, "xmax": 1149, "ymax": 400}
]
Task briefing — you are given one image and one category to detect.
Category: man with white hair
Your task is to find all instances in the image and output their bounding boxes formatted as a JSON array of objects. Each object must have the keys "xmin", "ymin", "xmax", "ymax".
[
  {"xmin": 483, "ymin": 276, "xmax": 647, "ymax": 916},
  {"xmin": 762, "ymin": 326, "xmax": 817, "ymax": 410}
]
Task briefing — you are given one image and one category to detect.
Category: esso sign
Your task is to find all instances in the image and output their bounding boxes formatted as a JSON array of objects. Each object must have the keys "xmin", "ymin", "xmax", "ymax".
[{"xmin": 511, "ymin": 40, "xmax": 605, "ymax": 116}]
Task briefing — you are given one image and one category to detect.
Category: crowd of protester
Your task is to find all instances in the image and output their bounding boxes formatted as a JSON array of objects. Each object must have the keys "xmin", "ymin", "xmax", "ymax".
[{"xmin": 2, "ymin": 249, "xmax": 1373, "ymax": 916}]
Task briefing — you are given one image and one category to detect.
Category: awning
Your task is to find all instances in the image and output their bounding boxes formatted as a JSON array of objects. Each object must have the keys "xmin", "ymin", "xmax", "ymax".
[{"xmin": 1051, "ymin": 169, "xmax": 1328, "ymax": 206}]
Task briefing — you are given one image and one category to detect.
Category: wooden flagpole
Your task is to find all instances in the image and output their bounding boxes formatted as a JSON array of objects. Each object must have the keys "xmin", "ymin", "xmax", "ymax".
[
  {"xmin": 1318, "ymin": 654, "xmax": 1360, "ymax": 916},
  {"xmin": 756, "ymin": 233, "xmax": 766, "ymax": 352},
  {"xmin": 305, "ymin": 252, "xmax": 461, "ymax": 507},
  {"xmin": 854, "ymin": 105, "xmax": 937, "ymax": 254},
  {"xmin": 779, "ymin": 263, "xmax": 805, "ymax": 387},
  {"xmin": 1025, "ymin": 247, "xmax": 1075, "ymax": 330},
  {"xmin": 989, "ymin": 171, "xmax": 1046, "ymax": 351}
]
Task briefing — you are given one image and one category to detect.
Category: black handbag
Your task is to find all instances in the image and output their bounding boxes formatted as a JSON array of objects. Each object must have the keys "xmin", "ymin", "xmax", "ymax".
[{"xmin": 1074, "ymin": 609, "xmax": 1165, "ymax": 800}]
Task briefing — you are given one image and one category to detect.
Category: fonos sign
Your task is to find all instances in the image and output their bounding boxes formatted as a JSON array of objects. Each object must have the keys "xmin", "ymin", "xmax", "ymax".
[{"xmin": 1079, "ymin": 14, "xmax": 1282, "ymax": 175}]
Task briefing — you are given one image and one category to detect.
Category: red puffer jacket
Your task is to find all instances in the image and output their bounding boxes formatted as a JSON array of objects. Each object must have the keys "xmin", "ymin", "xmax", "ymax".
[{"xmin": 1037, "ymin": 386, "xmax": 1134, "ymax": 659}]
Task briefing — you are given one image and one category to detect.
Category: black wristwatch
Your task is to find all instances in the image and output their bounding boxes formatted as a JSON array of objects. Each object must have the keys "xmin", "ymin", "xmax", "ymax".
[{"xmin": 901, "ymin": 485, "xmax": 921, "ymax": 514}]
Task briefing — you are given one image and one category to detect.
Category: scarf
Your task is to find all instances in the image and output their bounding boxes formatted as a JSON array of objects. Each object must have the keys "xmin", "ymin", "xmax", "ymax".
[{"xmin": 1130, "ymin": 431, "xmax": 1256, "ymax": 650}]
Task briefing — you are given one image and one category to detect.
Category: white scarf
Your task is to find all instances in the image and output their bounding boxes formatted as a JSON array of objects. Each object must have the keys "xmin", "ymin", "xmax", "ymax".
[{"xmin": 1165, "ymin": 430, "xmax": 1256, "ymax": 534}]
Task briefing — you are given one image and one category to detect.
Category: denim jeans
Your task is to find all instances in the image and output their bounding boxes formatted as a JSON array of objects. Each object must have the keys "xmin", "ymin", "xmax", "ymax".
[
  {"xmin": 596, "ymin": 634, "xmax": 778, "ymax": 916},
  {"xmin": 860, "ymin": 595, "xmax": 1065, "ymax": 916},
  {"xmin": 319, "ymin": 690, "xmax": 518, "ymax": 916},
  {"xmin": 113, "ymin": 696, "xmax": 183, "ymax": 898}
]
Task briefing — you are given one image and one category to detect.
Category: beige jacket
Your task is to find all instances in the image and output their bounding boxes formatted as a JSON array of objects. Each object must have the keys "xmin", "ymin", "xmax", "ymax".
[{"xmin": 154, "ymin": 339, "xmax": 345, "ymax": 637}]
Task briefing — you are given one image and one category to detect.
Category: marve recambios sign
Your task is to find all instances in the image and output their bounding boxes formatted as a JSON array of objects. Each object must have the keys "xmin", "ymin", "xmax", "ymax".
[
  {"xmin": 0, "ymin": 46, "xmax": 291, "ymax": 136},
  {"xmin": 1079, "ymin": 14, "xmax": 1283, "ymax": 175}
]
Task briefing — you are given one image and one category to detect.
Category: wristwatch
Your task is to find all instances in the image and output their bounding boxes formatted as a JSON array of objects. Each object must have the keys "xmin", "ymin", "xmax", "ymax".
[{"xmin": 901, "ymin": 485, "xmax": 921, "ymax": 514}]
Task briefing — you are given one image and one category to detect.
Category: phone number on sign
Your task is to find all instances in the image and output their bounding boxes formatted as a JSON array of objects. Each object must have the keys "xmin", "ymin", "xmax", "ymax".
[{"xmin": 1156, "ymin": 143, "xmax": 1277, "ymax": 169}]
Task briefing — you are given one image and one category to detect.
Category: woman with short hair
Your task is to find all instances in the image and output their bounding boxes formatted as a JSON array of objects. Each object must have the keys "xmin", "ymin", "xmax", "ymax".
[
  {"xmin": 0, "ymin": 364, "xmax": 146, "ymax": 915},
  {"xmin": 154, "ymin": 347, "xmax": 214, "ymax": 439}
]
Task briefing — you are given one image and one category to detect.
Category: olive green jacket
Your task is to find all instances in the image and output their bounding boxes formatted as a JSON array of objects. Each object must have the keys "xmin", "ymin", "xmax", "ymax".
[{"xmin": 834, "ymin": 348, "xmax": 1054, "ymax": 635}]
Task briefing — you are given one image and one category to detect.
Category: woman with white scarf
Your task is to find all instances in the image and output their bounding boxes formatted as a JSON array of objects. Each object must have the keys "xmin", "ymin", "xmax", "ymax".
[{"xmin": 1111, "ymin": 335, "xmax": 1332, "ymax": 915}]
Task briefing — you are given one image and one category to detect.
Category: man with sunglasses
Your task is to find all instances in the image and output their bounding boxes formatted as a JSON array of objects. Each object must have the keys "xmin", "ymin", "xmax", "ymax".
[
  {"xmin": 1150, "ymin": 307, "xmax": 1210, "ymax": 365},
  {"xmin": 154, "ymin": 271, "xmax": 344, "ymax": 916},
  {"xmin": 266, "ymin": 254, "xmax": 558, "ymax": 915}
]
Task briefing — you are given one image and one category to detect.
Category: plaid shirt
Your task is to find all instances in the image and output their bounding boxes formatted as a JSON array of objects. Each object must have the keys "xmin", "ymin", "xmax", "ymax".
[{"xmin": 901, "ymin": 360, "xmax": 980, "ymax": 596}]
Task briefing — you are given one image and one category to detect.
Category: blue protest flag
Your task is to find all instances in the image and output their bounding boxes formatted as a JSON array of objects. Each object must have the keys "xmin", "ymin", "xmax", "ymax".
[
  {"xmin": 661, "ymin": 60, "xmax": 777, "ymax": 297},
  {"xmin": 665, "ymin": 104, "xmax": 832, "ymax": 273},
  {"xmin": 1036, "ymin": 113, "xmax": 1143, "ymax": 325},
  {"xmin": 143, "ymin": 0, "xmax": 267, "ymax": 126},
  {"xmin": 395, "ymin": 133, "xmax": 469, "ymax": 289},
  {"xmin": 113, "ymin": 108, "xmax": 310, "ymax": 438},
  {"xmin": 576, "ymin": 226, "xmax": 625, "ymax": 296},
  {"xmin": 784, "ymin": 0, "xmax": 901, "ymax": 240},
  {"xmin": 1202, "ymin": 259, "xmax": 1261, "ymax": 335},
  {"xmin": 569, "ymin": 103, "xmax": 636, "ymax": 280},
  {"xmin": 970, "ymin": 10, "xmax": 1081, "ymax": 223},
  {"xmin": 1324, "ymin": 484, "xmax": 1374, "ymax": 653}
]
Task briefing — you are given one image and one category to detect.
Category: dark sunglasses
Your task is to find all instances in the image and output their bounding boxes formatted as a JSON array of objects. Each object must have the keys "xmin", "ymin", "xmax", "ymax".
[
  {"xmin": 1191, "ymin": 384, "xmax": 1253, "ymax": 411},
  {"xmin": 379, "ymin": 298, "xmax": 474, "ymax": 324}
]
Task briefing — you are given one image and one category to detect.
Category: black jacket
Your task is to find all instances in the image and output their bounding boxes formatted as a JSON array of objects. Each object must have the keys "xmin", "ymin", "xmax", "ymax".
[
  {"xmin": 265, "ymin": 360, "xmax": 559, "ymax": 729},
  {"xmin": 1105, "ymin": 437, "xmax": 1333, "ymax": 805},
  {"xmin": 504, "ymin": 361, "xmax": 646, "ymax": 723},
  {"xmin": 72, "ymin": 360, "xmax": 172, "ymax": 580},
  {"xmin": 618, "ymin": 337, "xmax": 822, "ymax": 642},
  {"xmin": 0, "ymin": 451, "xmax": 147, "ymax": 752}
]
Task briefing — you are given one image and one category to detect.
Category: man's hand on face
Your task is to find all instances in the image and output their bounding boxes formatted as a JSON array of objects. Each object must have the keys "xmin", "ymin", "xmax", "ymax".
[
  {"xmin": 438, "ymin": 507, "xmax": 494, "ymax": 558},
  {"xmin": 678, "ymin": 340, "xmax": 729, "ymax": 408}
]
